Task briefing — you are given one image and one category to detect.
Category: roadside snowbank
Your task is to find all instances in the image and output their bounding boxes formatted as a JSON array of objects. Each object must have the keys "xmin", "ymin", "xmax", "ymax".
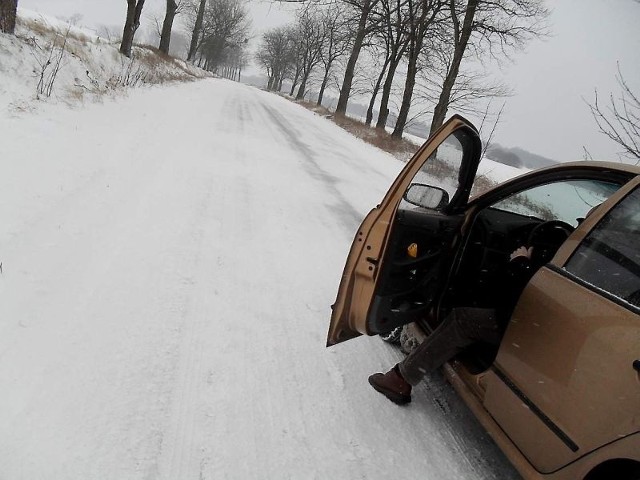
[{"xmin": 0, "ymin": 8, "xmax": 208, "ymax": 113}]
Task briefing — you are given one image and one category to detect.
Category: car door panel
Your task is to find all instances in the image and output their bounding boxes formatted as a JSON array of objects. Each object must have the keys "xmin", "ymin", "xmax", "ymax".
[
  {"xmin": 327, "ymin": 115, "xmax": 482, "ymax": 346},
  {"xmin": 366, "ymin": 210, "xmax": 465, "ymax": 335},
  {"xmin": 485, "ymin": 268, "xmax": 640, "ymax": 473}
]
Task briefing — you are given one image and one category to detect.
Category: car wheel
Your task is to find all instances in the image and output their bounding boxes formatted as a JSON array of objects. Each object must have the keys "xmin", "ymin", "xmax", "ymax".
[{"xmin": 379, "ymin": 326, "xmax": 402, "ymax": 344}]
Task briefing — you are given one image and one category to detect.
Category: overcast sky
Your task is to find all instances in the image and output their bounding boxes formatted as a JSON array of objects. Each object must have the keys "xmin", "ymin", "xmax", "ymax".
[{"xmin": 18, "ymin": 0, "xmax": 640, "ymax": 163}]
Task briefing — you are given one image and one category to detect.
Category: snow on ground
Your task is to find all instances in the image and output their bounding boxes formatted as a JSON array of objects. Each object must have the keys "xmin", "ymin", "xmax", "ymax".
[
  {"xmin": 0, "ymin": 8, "xmax": 207, "ymax": 114},
  {"xmin": 0, "ymin": 75, "xmax": 521, "ymax": 479}
]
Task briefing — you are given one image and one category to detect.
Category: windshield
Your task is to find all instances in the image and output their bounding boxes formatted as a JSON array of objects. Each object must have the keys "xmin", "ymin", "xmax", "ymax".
[{"xmin": 490, "ymin": 179, "xmax": 621, "ymax": 226}]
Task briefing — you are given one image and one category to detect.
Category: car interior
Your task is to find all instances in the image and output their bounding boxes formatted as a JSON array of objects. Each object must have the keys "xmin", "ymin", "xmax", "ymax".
[
  {"xmin": 373, "ymin": 174, "xmax": 629, "ymax": 373},
  {"xmin": 369, "ymin": 204, "xmax": 572, "ymax": 338},
  {"xmin": 439, "ymin": 206, "xmax": 574, "ymax": 373}
]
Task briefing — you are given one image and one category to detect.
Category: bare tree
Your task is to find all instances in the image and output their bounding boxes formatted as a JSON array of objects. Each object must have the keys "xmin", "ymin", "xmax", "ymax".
[
  {"xmin": 294, "ymin": 9, "xmax": 325, "ymax": 100},
  {"xmin": 121, "ymin": 0, "xmax": 146, "ymax": 57},
  {"xmin": 375, "ymin": 0, "xmax": 412, "ymax": 129},
  {"xmin": 159, "ymin": 0, "xmax": 187, "ymax": 54},
  {"xmin": 0, "ymin": 0, "xmax": 18, "ymax": 34},
  {"xmin": 335, "ymin": 0, "xmax": 381, "ymax": 115},
  {"xmin": 428, "ymin": 0, "xmax": 548, "ymax": 136},
  {"xmin": 288, "ymin": 33, "xmax": 304, "ymax": 95},
  {"xmin": 588, "ymin": 65, "xmax": 640, "ymax": 162},
  {"xmin": 187, "ymin": 0, "xmax": 207, "ymax": 60},
  {"xmin": 364, "ymin": 42, "xmax": 391, "ymax": 125},
  {"xmin": 188, "ymin": 0, "xmax": 251, "ymax": 72},
  {"xmin": 256, "ymin": 26, "xmax": 297, "ymax": 91},
  {"xmin": 412, "ymin": 42, "xmax": 511, "ymax": 121},
  {"xmin": 317, "ymin": 5, "xmax": 351, "ymax": 106},
  {"xmin": 391, "ymin": 0, "xmax": 446, "ymax": 138},
  {"xmin": 477, "ymin": 100, "xmax": 506, "ymax": 160}
]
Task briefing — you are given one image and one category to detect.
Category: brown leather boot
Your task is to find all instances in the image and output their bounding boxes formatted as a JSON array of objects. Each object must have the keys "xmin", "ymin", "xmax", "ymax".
[{"xmin": 368, "ymin": 364, "xmax": 412, "ymax": 405}]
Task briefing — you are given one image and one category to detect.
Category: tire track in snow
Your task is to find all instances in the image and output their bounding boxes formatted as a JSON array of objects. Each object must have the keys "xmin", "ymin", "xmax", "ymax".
[
  {"xmin": 156, "ymin": 176, "xmax": 213, "ymax": 480},
  {"xmin": 155, "ymin": 87, "xmax": 256, "ymax": 480},
  {"xmin": 258, "ymin": 102, "xmax": 364, "ymax": 235}
]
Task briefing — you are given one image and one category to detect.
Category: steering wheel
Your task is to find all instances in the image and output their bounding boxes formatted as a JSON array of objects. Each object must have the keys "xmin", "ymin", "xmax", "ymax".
[{"xmin": 526, "ymin": 220, "xmax": 574, "ymax": 265}]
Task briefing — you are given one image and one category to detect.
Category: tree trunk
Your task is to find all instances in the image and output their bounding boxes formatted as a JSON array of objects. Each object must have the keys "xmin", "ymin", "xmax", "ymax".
[
  {"xmin": 335, "ymin": 0, "xmax": 371, "ymax": 116},
  {"xmin": 296, "ymin": 76, "xmax": 308, "ymax": 100},
  {"xmin": 290, "ymin": 70, "xmax": 300, "ymax": 96},
  {"xmin": 159, "ymin": 0, "xmax": 178, "ymax": 54},
  {"xmin": 365, "ymin": 56, "xmax": 390, "ymax": 125},
  {"xmin": 120, "ymin": 0, "xmax": 145, "ymax": 57},
  {"xmin": 376, "ymin": 56, "xmax": 401, "ymax": 129},
  {"xmin": 0, "ymin": 0, "xmax": 18, "ymax": 34},
  {"xmin": 429, "ymin": 0, "xmax": 478, "ymax": 136},
  {"xmin": 187, "ymin": 0, "xmax": 206, "ymax": 61},
  {"xmin": 317, "ymin": 67, "xmax": 331, "ymax": 106},
  {"xmin": 392, "ymin": 35, "xmax": 422, "ymax": 138}
]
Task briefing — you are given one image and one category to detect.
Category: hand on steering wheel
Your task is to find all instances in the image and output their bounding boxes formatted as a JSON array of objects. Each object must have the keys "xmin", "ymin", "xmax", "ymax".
[
  {"xmin": 526, "ymin": 220, "xmax": 574, "ymax": 265},
  {"xmin": 510, "ymin": 246, "xmax": 533, "ymax": 261}
]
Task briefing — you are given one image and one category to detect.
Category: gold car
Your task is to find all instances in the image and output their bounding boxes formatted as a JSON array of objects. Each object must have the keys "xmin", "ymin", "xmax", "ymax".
[{"xmin": 327, "ymin": 116, "xmax": 640, "ymax": 480}]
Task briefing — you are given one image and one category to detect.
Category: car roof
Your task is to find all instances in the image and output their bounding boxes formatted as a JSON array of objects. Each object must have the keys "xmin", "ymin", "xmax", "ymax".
[
  {"xmin": 470, "ymin": 160, "xmax": 640, "ymax": 204},
  {"xmin": 542, "ymin": 160, "xmax": 640, "ymax": 175}
]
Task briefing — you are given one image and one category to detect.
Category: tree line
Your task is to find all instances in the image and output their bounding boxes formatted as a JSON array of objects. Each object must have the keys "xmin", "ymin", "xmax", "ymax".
[
  {"xmin": 121, "ymin": 0, "xmax": 250, "ymax": 80},
  {"xmin": 257, "ymin": 0, "xmax": 548, "ymax": 139}
]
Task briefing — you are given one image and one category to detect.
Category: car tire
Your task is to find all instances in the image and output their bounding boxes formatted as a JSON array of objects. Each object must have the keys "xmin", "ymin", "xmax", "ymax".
[{"xmin": 379, "ymin": 326, "xmax": 402, "ymax": 344}]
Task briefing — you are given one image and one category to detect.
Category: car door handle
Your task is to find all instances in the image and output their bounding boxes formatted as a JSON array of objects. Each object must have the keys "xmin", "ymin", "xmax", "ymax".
[{"xmin": 634, "ymin": 360, "xmax": 640, "ymax": 373}]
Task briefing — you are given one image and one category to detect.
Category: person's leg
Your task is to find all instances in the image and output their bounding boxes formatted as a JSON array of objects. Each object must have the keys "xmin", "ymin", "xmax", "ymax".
[
  {"xmin": 398, "ymin": 307, "xmax": 499, "ymax": 385},
  {"xmin": 369, "ymin": 307, "xmax": 500, "ymax": 404}
]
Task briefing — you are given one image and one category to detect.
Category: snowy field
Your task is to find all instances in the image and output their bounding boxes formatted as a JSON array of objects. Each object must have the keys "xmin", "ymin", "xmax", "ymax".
[{"xmin": 0, "ymin": 76, "xmax": 522, "ymax": 479}]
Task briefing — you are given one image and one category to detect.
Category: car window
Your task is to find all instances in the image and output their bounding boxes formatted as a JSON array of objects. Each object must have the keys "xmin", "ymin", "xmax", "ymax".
[
  {"xmin": 564, "ymin": 187, "xmax": 640, "ymax": 310},
  {"xmin": 489, "ymin": 179, "xmax": 620, "ymax": 226},
  {"xmin": 399, "ymin": 134, "xmax": 464, "ymax": 210}
]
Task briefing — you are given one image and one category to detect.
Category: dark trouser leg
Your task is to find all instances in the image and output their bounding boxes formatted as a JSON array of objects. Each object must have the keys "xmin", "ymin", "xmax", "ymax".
[{"xmin": 398, "ymin": 307, "xmax": 501, "ymax": 386}]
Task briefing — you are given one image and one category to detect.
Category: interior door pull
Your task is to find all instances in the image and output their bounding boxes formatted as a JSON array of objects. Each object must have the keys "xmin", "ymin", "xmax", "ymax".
[{"xmin": 633, "ymin": 360, "xmax": 640, "ymax": 372}]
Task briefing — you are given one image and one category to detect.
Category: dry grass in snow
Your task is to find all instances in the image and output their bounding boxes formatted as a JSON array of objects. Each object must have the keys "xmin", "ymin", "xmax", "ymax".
[{"xmin": 0, "ymin": 9, "xmax": 210, "ymax": 113}]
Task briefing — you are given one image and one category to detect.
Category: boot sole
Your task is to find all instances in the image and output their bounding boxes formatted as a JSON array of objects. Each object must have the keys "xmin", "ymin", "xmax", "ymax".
[{"xmin": 368, "ymin": 377, "xmax": 412, "ymax": 405}]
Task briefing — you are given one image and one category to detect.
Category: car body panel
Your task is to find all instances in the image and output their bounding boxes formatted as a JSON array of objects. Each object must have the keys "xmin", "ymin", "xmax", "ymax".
[
  {"xmin": 447, "ymin": 360, "xmax": 640, "ymax": 480},
  {"xmin": 486, "ymin": 267, "xmax": 640, "ymax": 472}
]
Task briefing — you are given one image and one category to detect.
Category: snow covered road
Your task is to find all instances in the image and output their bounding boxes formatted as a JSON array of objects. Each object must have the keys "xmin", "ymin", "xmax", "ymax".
[{"xmin": 0, "ymin": 79, "xmax": 519, "ymax": 479}]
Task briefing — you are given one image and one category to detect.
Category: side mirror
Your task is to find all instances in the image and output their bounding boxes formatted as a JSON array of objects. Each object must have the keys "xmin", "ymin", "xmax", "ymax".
[{"xmin": 403, "ymin": 184, "xmax": 450, "ymax": 210}]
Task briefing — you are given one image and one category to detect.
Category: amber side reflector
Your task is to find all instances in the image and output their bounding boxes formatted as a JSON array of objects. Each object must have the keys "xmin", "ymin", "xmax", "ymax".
[{"xmin": 407, "ymin": 243, "xmax": 418, "ymax": 258}]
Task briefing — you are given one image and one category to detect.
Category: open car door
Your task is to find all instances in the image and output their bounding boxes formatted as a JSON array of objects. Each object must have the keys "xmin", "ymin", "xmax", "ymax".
[{"xmin": 327, "ymin": 115, "xmax": 482, "ymax": 346}]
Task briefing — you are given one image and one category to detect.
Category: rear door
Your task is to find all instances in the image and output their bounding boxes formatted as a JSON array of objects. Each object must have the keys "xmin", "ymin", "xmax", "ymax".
[
  {"xmin": 484, "ymin": 178, "xmax": 640, "ymax": 473},
  {"xmin": 327, "ymin": 115, "xmax": 482, "ymax": 346}
]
